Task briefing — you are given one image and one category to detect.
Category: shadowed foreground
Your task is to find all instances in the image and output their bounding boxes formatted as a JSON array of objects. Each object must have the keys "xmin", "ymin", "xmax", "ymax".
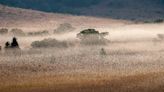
[{"xmin": 0, "ymin": 72, "xmax": 164, "ymax": 92}]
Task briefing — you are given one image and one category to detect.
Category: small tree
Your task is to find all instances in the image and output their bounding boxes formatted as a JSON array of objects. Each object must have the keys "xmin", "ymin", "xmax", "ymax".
[{"xmin": 11, "ymin": 37, "xmax": 20, "ymax": 49}]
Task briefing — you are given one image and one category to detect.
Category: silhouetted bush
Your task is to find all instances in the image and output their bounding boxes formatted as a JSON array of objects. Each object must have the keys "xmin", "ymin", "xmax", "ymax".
[
  {"xmin": 77, "ymin": 29, "xmax": 109, "ymax": 45},
  {"xmin": 0, "ymin": 28, "xmax": 8, "ymax": 35},
  {"xmin": 11, "ymin": 37, "xmax": 20, "ymax": 48},
  {"xmin": 10, "ymin": 28, "xmax": 26, "ymax": 36},
  {"xmin": 28, "ymin": 30, "xmax": 49, "ymax": 36},
  {"xmin": 54, "ymin": 23, "xmax": 75, "ymax": 33},
  {"xmin": 31, "ymin": 38, "xmax": 74, "ymax": 48}
]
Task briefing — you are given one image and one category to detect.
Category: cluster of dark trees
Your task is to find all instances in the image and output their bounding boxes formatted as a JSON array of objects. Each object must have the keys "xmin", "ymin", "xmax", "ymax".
[
  {"xmin": 0, "ymin": 37, "xmax": 20, "ymax": 51},
  {"xmin": 4, "ymin": 37, "xmax": 20, "ymax": 50}
]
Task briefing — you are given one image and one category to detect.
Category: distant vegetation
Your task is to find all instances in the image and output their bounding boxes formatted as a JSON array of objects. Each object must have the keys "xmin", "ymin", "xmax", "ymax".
[
  {"xmin": 54, "ymin": 23, "xmax": 75, "ymax": 34},
  {"xmin": 28, "ymin": 28, "xmax": 109, "ymax": 48},
  {"xmin": 28, "ymin": 30, "xmax": 49, "ymax": 36},
  {"xmin": 31, "ymin": 38, "xmax": 74, "ymax": 48},
  {"xmin": 144, "ymin": 19, "xmax": 164, "ymax": 23},
  {"xmin": 0, "ymin": 28, "xmax": 8, "ymax": 35},
  {"xmin": 154, "ymin": 19, "xmax": 164, "ymax": 23},
  {"xmin": 10, "ymin": 28, "xmax": 26, "ymax": 36},
  {"xmin": 77, "ymin": 29, "xmax": 109, "ymax": 45},
  {"xmin": 0, "ymin": 28, "xmax": 50, "ymax": 36}
]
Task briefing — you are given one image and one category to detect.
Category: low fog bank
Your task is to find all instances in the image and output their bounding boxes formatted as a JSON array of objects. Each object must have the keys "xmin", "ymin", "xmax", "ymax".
[{"xmin": 0, "ymin": 23, "xmax": 164, "ymax": 50}]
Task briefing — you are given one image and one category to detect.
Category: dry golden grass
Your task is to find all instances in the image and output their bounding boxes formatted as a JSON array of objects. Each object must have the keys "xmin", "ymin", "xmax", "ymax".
[
  {"xmin": 0, "ymin": 72, "xmax": 164, "ymax": 92},
  {"xmin": 0, "ymin": 40, "xmax": 164, "ymax": 92}
]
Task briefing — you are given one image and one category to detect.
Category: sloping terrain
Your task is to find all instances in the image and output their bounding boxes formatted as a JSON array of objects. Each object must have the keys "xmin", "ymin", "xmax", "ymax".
[
  {"xmin": 0, "ymin": 4, "xmax": 129, "ymax": 31},
  {"xmin": 0, "ymin": 0, "xmax": 164, "ymax": 21}
]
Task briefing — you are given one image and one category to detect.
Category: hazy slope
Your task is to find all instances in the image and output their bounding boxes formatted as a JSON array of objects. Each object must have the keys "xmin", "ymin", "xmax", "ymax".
[
  {"xmin": 0, "ymin": 0, "xmax": 164, "ymax": 21},
  {"xmin": 0, "ymin": 4, "xmax": 129, "ymax": 31}
]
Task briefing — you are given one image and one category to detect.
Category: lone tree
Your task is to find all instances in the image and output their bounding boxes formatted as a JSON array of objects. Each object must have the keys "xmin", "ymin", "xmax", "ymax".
[
  {"xmin": 77, "ymin": 29, "xmax": 109, "ymax": 45},
  {"xmin": 11, "ymin": 37, "xmax": 20, "ymax": 48}
]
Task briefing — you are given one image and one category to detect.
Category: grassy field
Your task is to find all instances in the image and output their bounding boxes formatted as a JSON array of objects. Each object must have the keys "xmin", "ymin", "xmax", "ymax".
[
  {"xmin": 0, "ymin": 40, "xmax": 164, "ymax": 92},
  {"xmin": 0, "ymin": 4, "xmax": 164, "ymax": 92},
  {"xmin": 0, "ymin": 22, "xmax": 164, "ymax": 92}
]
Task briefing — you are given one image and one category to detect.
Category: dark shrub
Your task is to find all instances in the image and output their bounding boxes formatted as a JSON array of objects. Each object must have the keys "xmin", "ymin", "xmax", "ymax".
[
  {"xmin": 0, "ymin": 28, "xmax": 8, "ymax": 35},
  {"xmin": 11, "ymin": 37, "xmax": 20, "ymax": 48},
  {"xmin": 54, "ymin": 23, "xmax": 75, "ymax": 33},
  {"xmin": 31, "ymin": 38, "xmax": 73, "ymax": 48},
  {"xmin": 10, "ymin": 28, "xmax": 25, "ymax": 36}
]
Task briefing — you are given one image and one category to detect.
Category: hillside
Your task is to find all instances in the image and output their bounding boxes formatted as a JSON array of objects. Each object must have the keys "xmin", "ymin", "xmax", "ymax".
[
  {"xmin": 0, "ymin": 0, "xmax": 164, "ymax": 21},
  {"xmin": 0, "ymin": 4, "xmax": 129, "ymax": 31}
]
